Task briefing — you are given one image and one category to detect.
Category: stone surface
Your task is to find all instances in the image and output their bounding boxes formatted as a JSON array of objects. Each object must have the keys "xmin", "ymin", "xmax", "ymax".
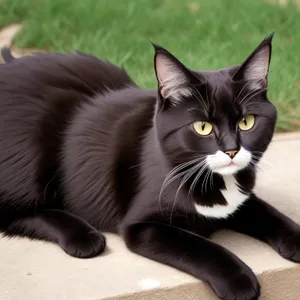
[{"xmin": 0, "ymin": 133, "xmax": 300, "ymax": 300}]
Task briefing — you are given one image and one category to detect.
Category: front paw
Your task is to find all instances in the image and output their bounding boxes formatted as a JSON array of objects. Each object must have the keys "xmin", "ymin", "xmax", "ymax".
[
  {"xmin": 211, "ymin": 266, "xmax": 260, "ymax": 300},
  {"xmin": 60, "ymin": 231, "xmax": 106, "ymax": 258},
  {"xmin": 278, "ymin": 232, "xmax": 300, "ymax": 262}
]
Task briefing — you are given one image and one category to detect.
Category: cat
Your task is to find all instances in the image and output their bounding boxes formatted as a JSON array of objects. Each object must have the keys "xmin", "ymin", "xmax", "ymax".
[{"xmin": 1, "ymin": 33, "xmax": 300, "ymax": 300}]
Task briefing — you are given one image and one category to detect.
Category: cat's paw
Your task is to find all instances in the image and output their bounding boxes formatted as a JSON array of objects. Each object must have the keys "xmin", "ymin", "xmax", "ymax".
[
  {"xmin": 61, "ymin": 231, "xmax": 106, "ymax": 258},
  {"xmin": 278, "ymin": 232, "xmax": 300, "ymax": 262},
  {"xmin": 212, "ymin": 267, "xmax": 260, "ymax": 300}
]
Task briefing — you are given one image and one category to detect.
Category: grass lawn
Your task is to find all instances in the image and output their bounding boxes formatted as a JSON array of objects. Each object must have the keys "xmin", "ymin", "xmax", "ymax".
[{"xmin": 1, "ymin": 0, "xmax": 300, "ymax": 131}]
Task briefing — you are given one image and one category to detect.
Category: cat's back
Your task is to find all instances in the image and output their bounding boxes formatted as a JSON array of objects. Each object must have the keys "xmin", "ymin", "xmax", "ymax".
[
  {"xmin": 0, "ymin": 52, "xmax": 135, "ymax": 98},
  {"xmin": 0, "ymin": 52, "xmax": 136, "ymax": 123},
  {"xmin": 0, "ymin": 52, "xmax": 137, "ymax": 207}
]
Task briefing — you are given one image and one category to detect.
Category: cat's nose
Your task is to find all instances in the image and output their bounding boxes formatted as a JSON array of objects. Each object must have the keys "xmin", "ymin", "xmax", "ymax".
[{"xmin": 224, "ymin": 150, "xmax": 238, "ymax": 159}]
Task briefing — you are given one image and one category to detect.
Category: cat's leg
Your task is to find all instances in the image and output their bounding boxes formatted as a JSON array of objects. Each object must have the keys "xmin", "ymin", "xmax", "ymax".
[
  {"xmin": 227, "ymin": 193, "xmax": 300, "ymax": 262},
  {"xmin": 4, "ymin": 209, "xmax": 106, "ymax": 258},
  {"xmin": 123, "ymin": 222, "xmax": 260, "ymax": 300}
]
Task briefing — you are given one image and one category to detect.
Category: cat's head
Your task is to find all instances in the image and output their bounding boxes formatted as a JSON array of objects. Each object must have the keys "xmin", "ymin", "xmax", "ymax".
[{"xmin": 153, "ymin": 34, "xmax": 277, "ymax": 177}]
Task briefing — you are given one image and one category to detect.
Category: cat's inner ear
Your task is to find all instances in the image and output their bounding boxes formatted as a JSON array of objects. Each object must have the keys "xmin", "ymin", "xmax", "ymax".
[
  {"xmin": 233, "ymin": 33, "xmax": 273, "ymax": 91},
  {"xmin": 154, "ymin": 48, "xmax": 194, "ymax": 105}
]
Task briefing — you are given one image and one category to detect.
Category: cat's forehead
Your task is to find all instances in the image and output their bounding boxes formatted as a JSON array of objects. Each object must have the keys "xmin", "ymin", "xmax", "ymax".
[
  {"xmin": 194, "ymin": 67, "xmax": 237, "ymax": 90},
  {"xmin": 193, "ymin": 68, "xmax": 239, "ymax": 115}
]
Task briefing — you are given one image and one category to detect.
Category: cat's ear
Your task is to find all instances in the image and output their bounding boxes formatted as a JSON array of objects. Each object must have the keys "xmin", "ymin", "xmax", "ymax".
[
  {"xmin": 152, "ymin": 44, "xmax": 199, "ymax": 105},
  {"xmin": 232, "ymin": 33, "xmax": 274, "ymax": 91}
]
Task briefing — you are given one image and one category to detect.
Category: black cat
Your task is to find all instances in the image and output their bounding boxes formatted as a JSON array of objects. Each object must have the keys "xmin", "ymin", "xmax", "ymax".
[{"xmin": 1, "ymin": 34, "xmax": 300, "ymax": 300}]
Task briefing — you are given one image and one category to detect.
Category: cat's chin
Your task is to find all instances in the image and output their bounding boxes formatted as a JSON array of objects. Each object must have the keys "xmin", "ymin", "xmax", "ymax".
[{"xmin": 212, "ymin": 163, "xmax": 243, "ymax": 176}]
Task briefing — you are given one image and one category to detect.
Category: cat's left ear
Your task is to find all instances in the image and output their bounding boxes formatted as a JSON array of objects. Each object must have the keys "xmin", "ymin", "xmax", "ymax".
[
  {"xmin": 152, "ymin": 44, "xmax": 200, "ymax": 105},
  {"xmin": 233, "ymin": 33, "xmax": 274, "ymax": 90}
]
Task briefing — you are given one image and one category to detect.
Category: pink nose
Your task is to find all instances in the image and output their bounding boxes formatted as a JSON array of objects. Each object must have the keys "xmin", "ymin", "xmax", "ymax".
[{"xmin": 224, "ymin": 150, "xmax": 238, "ymax": 159}]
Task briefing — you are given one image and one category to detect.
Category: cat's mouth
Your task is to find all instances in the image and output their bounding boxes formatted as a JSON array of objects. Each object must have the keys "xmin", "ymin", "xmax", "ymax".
[
  {"xmin": 226, "ymin": 162, "xmax": 236, "ymax": 166},
  {"xmin": 213, "ymin": 162, "xmax": 242, "ymax": 176},
  {"xmin": 206, "ymin": 147, "xmax": 252, "ymax": 176}
]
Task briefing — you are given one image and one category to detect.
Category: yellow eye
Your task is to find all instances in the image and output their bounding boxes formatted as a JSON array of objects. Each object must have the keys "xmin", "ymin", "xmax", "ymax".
[
  {"xmin": 193, "ymin": 121, "xmax": 213, "ymax": 136},
  {"xmin": 238, "ymin": 115, "xmax": 255, "ymax": 131}
]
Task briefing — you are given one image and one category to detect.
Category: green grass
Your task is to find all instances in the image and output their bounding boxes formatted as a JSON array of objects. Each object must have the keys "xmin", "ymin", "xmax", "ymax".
[{"xmin": 1, "ymin": 0, "xmax": 300, "ymax": 131}]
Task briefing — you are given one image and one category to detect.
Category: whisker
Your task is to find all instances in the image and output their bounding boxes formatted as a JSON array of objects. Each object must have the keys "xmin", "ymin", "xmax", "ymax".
[
  {"xmin": 162, "ymin": 157, "xmax": 201, "ymax": 182},
  {"xmin": 179, "ymin": 161, "xmax": 206, "ymax": 193},
  {"xmin": 160, "ymin": 158, "xmax": 204, "ymax": 195},
  {"xmin": 209, "ymin": 169, "xmax": 214, "ymax": 190},
  {"xmin": 159, "ymin": 156, "xmax": 205, "ymax": 215},
  {"xmin": 241, "ymin": 101, "xmax": 265, "ymax": 110},
  {"xmin": 235, "ymin": 81, "xmax": 253, "ymax": 104},
  {"xmin": 169, "ymin": 160, "xmax": 206, "ymax": 224},
  {"xmin": 205, "ymin": 84, "xmax": 209, "ymax": 112},
  {"xmin": 249, "ymin": 161, "xmax": 259, "ymax": 174},
  {"xmin": 239, "ymin": 87, "xmax": 268, "ymax": 107},
  {"xmin": 188, "ymin": 164, "xmax": 208, "ymax": 195},
  {"xmin": 204, "ymin": 169, "xmax": 212, "ymax": 194},
  {"xmin": 251, "ymin": 150, "xmax": 264, "ymax": 154},
  {"xmin": 191, "ymin": 87, "xmax": 209, "ymax": 114},
  {"xmin": 201, "ymin": 168, "xmax": 211, "ymax": 195},
  {"xmin": 251, "ymin": 155, "xmax": 274, "ymax": 168},
  {"xmin": 175, "ymin": 161, "xmax": 207, "ymax": 197}
]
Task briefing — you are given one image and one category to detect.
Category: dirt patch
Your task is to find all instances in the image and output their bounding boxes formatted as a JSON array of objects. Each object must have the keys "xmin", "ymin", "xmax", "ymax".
[
  {"xmin": 0, "ymin": 24, "xmax": 46, "ymax": 63},
  {"xmin": 0, "ymin": 24, "xmax": 22, "ymax": 47}
]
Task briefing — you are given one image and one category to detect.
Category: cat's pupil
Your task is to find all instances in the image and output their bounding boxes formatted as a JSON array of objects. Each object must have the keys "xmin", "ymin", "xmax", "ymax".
[
  {"xmin": 201, "ymin": 122, "xmax": 205, "ymax": 131},
  {"xmin": 244, "ymin": 118, "xmax": 247, "ymax": 126}
]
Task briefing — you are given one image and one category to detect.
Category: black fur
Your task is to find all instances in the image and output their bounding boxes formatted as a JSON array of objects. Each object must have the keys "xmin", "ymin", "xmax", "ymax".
[{"xmin": 1, "ymin": 35, "xmax": 300, "ymax": 300}]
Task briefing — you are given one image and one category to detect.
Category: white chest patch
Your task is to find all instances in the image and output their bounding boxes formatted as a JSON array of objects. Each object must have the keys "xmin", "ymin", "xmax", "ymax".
[{"xmin": 194, "ymin": 175, "xmax": 248, "ymax": 219}]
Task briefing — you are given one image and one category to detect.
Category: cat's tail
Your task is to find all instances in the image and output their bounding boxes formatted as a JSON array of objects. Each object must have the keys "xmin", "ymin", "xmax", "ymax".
[{"xmin": 1, "ymin": 47, "xmax": 16, "ymax": 63}]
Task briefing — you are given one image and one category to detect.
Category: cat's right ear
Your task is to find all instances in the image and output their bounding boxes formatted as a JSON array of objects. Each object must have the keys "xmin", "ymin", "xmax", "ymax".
[
  {"xmin": 232, "ymin": 33, "xmax": 274, "ymax": 91},
  {"xmin": 152, "ymin": 43, "xmax": 199, "ymax": 106}
]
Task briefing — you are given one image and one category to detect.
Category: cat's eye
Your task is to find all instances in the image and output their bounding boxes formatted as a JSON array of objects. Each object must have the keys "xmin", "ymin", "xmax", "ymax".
[
  {"xmin": 193, "ymin": 121, "xmax": 213, "ymax": 136},
  {"xmin": 238, "ymin": 115, "xmax": 255, "ymax": 131}
]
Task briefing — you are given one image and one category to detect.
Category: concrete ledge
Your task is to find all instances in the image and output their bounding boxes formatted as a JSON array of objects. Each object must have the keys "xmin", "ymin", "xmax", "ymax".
[
  {"xmin": 1, "ymin": 133, "xmax": 300, "ymax": 300},
  {"xmin": 273, "ymin": 131, "xmax": 300, "ymax": 141},
  {"xmin": 112, "ymin": 266, "xmax": 300, "ymax": 300}
]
